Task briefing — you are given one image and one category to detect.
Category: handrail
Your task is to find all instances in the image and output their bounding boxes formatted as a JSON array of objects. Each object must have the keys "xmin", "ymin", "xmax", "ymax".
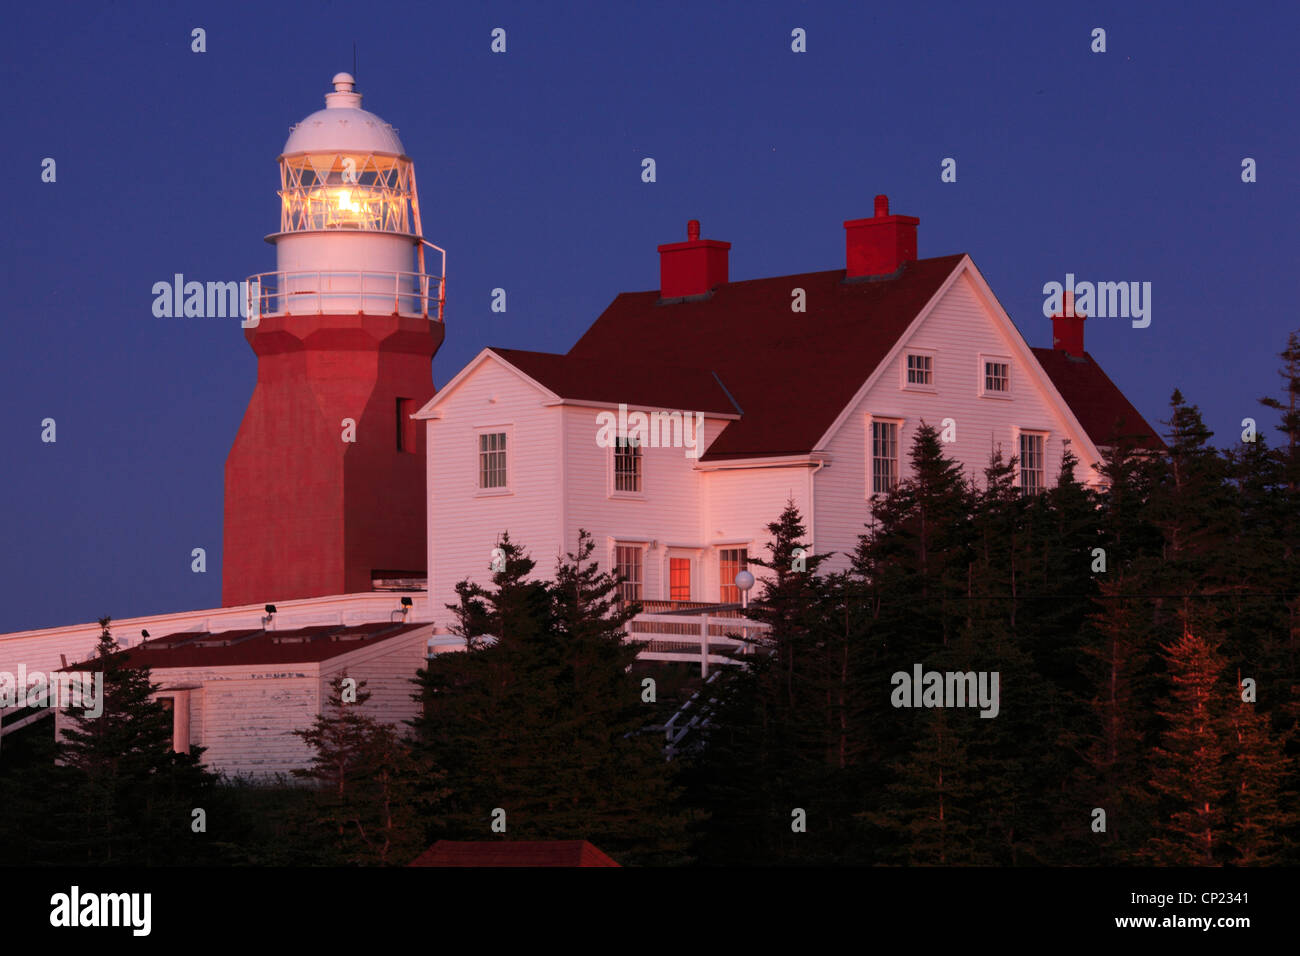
[{"xmin": 245, "ymin": 269, "xmax": 446, "ymax": 322}]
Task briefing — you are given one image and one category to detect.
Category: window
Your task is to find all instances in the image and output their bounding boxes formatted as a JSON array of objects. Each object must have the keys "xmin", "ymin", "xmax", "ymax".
[
  {"xmin": 478, "ymin": 432, "xmax": 507, "ymax": 489},
  {"xmin": 669, "ymin": 557, "xmax": 691, "ymax": 601},
  {"xmin": 719, "ymin": 548, "xmax": 749, "ymax": 604},
  {"xmin": 615, "ymin": 544, "xmax": 643, "ymax": 603},
  {"xmin": 984, "ymin": 361, "xmax": 1009, "ymax": 394},
  {"xmin": 871, "ymin": 419, "xmax": 900, "ymax": 494},
  {"xmin": 906, "ymin": 353, "xmax": 933, "ymax": 386},
  {"xmin": 396, "ymin": 398, "xmax": 416, "ymax": 452},
  {"xmin": 614, "ymin": 436, "xmax": 642, "ymax": 493},
  {"xmin": 1019, "ymin": 432, "xmax": 1046, "ymax": 494}
]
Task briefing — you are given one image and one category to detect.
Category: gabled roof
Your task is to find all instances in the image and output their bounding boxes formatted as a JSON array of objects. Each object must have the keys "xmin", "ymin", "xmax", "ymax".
[
  {"xmin": 408, "ymin": 840, "xmax": 620, "ymax": 867},
  {"xmin": 489, "ymin": 348, "xmax": 740, "ymax": 416},
  {"xmin": 63, "ymin": 622, "xmax": 426, "ymax": 671},
  {"xmin": 567, "ymin": 256, "xmax": 967, "ymax": 460},
  {"xmin": 1031, "ymin": 348, "xmax": 1164, "ymax": 450}
]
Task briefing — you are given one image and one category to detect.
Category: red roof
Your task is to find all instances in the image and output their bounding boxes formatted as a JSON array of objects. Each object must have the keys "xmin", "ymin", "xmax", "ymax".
[
  {"xmin": 539, "ymin": 254, "xmax": 1159, "ymax": 460},
  {"xmin": 568, "ymin": 257, "xmax": 968, "ymax": 460},
  {"xmin": 1032, "ymin": 348, "xmax": 1164, "ymax": 450},
  {"xmin": 490, "ymin": 347, "xmax": 739, "ymax": 416},
  {"xmin": 409, "ymin": 840, "xmax": 620, "ymax": 867},
  {"xmin": 64, "ymin": 622, "xmax": 426, "ymax": 671}
]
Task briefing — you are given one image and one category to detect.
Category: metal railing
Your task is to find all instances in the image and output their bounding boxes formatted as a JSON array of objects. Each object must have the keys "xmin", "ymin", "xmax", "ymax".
[{"xmin": 245, "ymin": 269, "xmax": 446, "ymax": 322}]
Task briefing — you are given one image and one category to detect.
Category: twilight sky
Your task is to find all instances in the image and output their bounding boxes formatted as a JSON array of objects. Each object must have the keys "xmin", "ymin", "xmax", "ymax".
[{"xmin": 2, "ymin": 0, "xmax": 1295, "ymax": 631}]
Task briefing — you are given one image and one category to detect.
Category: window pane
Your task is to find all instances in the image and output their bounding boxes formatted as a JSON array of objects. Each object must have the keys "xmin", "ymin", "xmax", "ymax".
[
  {"xmin": 669, "ymin": 557, "xmax": 691, "ymax": 601},
  {"xmin": 719, "ymin": 548, "xmax": 749, "ymax": 603}
]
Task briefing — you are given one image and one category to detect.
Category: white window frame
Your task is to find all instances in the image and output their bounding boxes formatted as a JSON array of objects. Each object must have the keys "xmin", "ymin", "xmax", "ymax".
[
  {"xmin": 612, "ymin": 540, "xmax": 647, "ymax": 604},
  {"xmin": 1014, "ymin": 427, "xmax": 1049, "ymax": 495},
  {"xmin": 900, "ymin": 348, "xmax": 937, "ymax": 392},
  {"xmin": 608, "ymin": 433, "xmax": 645, "ymax": 499},
  {"xmin": 474, "ymin": 425, "xmax": 513, "ymax": 496},
  {"xmin": 866, "ymin": 414, "xmax": 904, "ymax": 498},
  {"xmin": 978, "ymin": 354, "xmax": 1012, "ymax": 399},
  {"xmin": 718, "ymin": 546, "xmax": 750, "ymax": 604}
]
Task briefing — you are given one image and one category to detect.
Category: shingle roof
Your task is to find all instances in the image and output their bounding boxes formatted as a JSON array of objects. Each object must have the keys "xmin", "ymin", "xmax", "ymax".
[
  {"xmin": 408, "ymin": 840, "xmax": 620, "ymax": 867},
  {"xmin": 1031, "ymin": 348, "xmax": 1164, "ymax": 451},
  {"xmin": 63, "ymin": 622, "xmax": 425, "ymax": 670},
  {"xmin": 476, "ymin": 255, "xmax": 1159, "ymax": 461},
  {"xmin": 567, "ymin": 256, "xmax": 969, "ymax": 460},
  {"xmin": 489, "ymin": 347, "xmax": 740, "ymax": 417}
]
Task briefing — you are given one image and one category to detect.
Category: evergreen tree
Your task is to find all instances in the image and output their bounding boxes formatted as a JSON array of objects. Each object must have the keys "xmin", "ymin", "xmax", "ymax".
[
  {"xmin": 56, "ymin": 618, "xmax": 218, "ymax": 865},
  {"xmin": 293, "ymin": 674, "xmax": 433, "ymax": 865},
  {"xmin": 1144, "ymin": 622, "xmax": 1230, "ymax": 865},
  {"xmin": 863, "ymin": 708, "xmax": 979, "ymax": 865},
  {"xmin": 413, "ymin": 530, "xmax": 689, "ymax": 864},
  {"xmin": 1224, "ymin": 672, "xmax": 1293, "ymax": 865}
]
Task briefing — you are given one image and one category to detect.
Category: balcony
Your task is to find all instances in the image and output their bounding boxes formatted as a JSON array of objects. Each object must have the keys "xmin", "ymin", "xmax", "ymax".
[{"xmin": 246, "ymin": 269, "xmax": 445, "ymax": 322}]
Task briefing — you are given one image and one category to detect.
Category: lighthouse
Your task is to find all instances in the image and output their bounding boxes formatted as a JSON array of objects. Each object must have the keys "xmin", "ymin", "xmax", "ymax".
[{"xmin": 222, "ymin": 73, "xmax": 444, "ymax": 607}]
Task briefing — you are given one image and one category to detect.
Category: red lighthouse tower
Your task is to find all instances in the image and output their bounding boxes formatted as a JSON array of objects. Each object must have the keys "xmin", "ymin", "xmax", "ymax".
[{"xmin": 223, "ymin": 73, "xmax": 445, "ymax": 607}]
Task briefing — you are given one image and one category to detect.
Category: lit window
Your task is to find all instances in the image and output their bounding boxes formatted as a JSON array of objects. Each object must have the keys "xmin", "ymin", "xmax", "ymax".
[
  {"xmin": 984, "ymin": 361, "xmax": 1009, "ymax": 393},
  {"xmin": 479, "ymin": 432, "xmax": 507, "ymax": 489},
  {"xmin": 872, "ymin": 420, "xmax": 900, "ymax": 494},
  {"xmin": 1019, "ymin": 432, "xmax": 1045, "ymax": 494},
  {"xmin": 615, "ymin": 544, "xmax": 643, "ymax": 603},
  {"xmin": 719, "ymin": 548, "xmax": 749, "ymax": 604},
  {"xmin": 669, "ymin": 557, "xmax": 691, "ymax": 602},
  {"xmin": 906, "ymin": 353, "xmax": 933, "ymax": 386},
  {"xmin": 614, "ymin": 436, "xmax": 642, "ymax": 493}
]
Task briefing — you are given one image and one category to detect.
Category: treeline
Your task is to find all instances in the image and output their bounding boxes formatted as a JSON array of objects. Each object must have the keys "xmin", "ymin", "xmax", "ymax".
[
  {"xmin": 3, "ymin": 338, "xmax": 1300, "ymax": 866},
  {"xmin": 689, "ymin": 337, "xmax": 1300, "ymax": 865}
]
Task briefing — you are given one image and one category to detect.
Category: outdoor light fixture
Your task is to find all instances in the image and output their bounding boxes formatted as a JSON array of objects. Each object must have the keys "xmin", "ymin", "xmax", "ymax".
[
  {"xmin": 263, "ymin": 604, "xmax": 277, "ymax": 627},
  {"xmin": 735, "ymin": 570, "xmax": 755, "ymax": 611},
  {"xmin": 400, "ymin": 596, "xmax": 413, "ymax": 618},
  {"xmin": 141, "ymin": 629, "xmax": 150, "ymax": 639}
]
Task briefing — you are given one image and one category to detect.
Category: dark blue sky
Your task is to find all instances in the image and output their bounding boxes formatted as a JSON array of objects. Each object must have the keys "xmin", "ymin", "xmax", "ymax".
[{"xmin": 3, "ymin": 0, "xmax": 1295, "ymax": 632}]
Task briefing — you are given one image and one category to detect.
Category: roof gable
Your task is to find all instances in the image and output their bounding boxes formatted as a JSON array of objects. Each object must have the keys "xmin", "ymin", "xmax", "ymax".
[{"xmin": 568, "ymin": 255, "xmax": 967, "ymax": 460}]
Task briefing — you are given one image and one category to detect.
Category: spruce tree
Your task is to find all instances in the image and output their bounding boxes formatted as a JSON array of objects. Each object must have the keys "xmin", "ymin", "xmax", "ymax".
[
  {"xmin": 1224, "ymin": 672, "xmax": 1293, "ymax": 865},
  {"xmin": 293, "ymin": 674, "xmax": 432, "ymax": 865},
  {"xmin": 57, "ymin": 618, "xmax": 218, "ymax": 865},
  {"xmin": 413, "ymin": 530, "xmax": 689, "ymax": 864},
  {"xmin": 1144, "ymin": 622, "xmax": 1230, "ymax": 865}
]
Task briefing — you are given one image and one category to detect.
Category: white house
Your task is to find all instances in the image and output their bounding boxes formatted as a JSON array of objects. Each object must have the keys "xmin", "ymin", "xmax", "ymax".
[{"xmin": 415, "ymin": 196, "xmax": 1159, "ymax": 630}]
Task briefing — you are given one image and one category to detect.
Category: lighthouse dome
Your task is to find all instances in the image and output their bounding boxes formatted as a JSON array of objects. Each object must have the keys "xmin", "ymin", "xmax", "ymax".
[{"xmin": 283, "ymin": 73, "xmax": 405, "ymax": 156}]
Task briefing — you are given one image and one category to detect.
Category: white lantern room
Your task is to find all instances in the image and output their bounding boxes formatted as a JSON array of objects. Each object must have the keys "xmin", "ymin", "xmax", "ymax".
[{"xmin": 248, "ymin": 73, "xmax": 444, "ymax": 321}]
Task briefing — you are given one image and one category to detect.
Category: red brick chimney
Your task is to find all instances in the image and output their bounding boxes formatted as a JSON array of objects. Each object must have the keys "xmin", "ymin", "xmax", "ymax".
[
  {"xmin": 658, "ymin": 219, "xmax": 730, "ymax": 298},
  {"xmin": 1052, "ymin": 291, "xmax": 1087, "ymax": 357},
  {"xmin": 843, "ymin": 195, "xmax": 919, "ymax": 278}
]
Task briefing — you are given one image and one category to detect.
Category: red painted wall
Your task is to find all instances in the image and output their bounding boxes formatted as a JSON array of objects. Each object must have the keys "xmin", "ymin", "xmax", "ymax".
[{"xmin": 222, "ymin": 313, "xmax": 441, "ymax": 607}]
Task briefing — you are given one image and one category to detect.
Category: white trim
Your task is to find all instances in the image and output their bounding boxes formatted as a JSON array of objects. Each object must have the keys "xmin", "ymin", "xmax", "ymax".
[
  {"xmin": 901, "ymin": 347, "xmax": 937, "ymax": 392},
  {"xmin": 608, "ymin": 434, "xmax": 646, "ymax": 500},
  {"xmin": 541, "ymin": 397, "xmax": 741, "ymax": 420},
  {"xmin": 413, "ymin": 348, "xmax": 558, "ymax": 420},
  {"xmin": 1013, "ymin": 425, "xmax": 1050, "ymax": 493},
  {"xmin": 866, "ymin": 413, "xmax": 904, "ymax": 499},
  {"xmin": 977, "ymin": 352, "xmax": 1013, "ymax": 400},
  {"xmin": 694, "ymin": 454, "xmax": 830, "ymax": 472},
  {"xmin": 810, "ymin": 257, "xmax": 1105, "ymax": 480},
  {"xmin": 473, "ymin": 424, "xmax": 513, "ymax": 496}
]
